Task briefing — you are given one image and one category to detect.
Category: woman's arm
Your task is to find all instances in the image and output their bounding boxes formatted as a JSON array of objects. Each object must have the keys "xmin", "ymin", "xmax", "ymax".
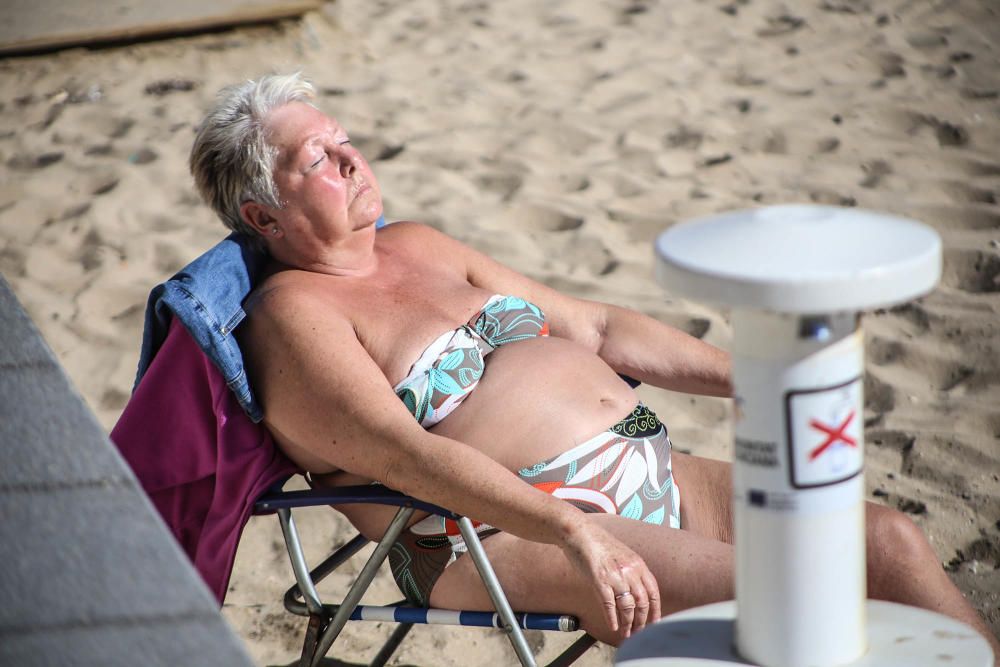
[
  {"xmin": 414, "ymin": 223, "xmax": 732, "ymax": 397},
  {"xmin": 241, "ymin": 282, "xmax": 659, "ymax": 637},
  {"xmin": 586, "ymin": 304, "xmax": 731, "ymax": 397}
]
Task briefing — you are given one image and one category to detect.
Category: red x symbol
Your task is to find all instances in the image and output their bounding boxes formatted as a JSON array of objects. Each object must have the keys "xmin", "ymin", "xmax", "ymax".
[{"xmin": 808, "ymin": 411, "xmax": 857, "ymax": 461}]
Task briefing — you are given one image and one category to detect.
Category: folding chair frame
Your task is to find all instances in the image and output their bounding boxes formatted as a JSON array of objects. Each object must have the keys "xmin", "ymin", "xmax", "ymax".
[{"xmin": 255, "ymin": 485, "xmax": 597, "ymax": 667}]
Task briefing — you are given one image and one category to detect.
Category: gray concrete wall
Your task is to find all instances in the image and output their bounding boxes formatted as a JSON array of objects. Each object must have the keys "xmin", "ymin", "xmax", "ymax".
[{"xmin": 0, "ymin": 274, "xmax": 254, "ymax": 666}]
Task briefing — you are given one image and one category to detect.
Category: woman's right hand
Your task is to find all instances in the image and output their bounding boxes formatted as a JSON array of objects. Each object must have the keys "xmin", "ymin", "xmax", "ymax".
[{"xmin": 561, "ymin": 520, "xmax": 661, "ymax": 640}]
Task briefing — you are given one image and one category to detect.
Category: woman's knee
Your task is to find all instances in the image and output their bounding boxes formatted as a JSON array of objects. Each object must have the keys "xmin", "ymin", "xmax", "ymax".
[{"xmin": 866, "ymin": 503, "xmax": 936, "ymax": 572}]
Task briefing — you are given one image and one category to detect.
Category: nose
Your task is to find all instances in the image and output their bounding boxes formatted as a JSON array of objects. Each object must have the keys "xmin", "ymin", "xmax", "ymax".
[{"xmin": 339, "ymin": 152, "xmax": 356, "ymax": 179}]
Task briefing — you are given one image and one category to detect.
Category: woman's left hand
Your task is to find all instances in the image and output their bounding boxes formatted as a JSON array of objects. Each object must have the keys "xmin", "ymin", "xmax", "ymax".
[{"xmin": 560, "ymin": 520, "xmax": 661, "ymax": 639}]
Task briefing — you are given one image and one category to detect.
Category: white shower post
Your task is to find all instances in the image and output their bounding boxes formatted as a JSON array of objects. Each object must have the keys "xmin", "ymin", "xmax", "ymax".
[{"xmin": 611, "ymin": 205, "xmax": 994, "ymax": 667}]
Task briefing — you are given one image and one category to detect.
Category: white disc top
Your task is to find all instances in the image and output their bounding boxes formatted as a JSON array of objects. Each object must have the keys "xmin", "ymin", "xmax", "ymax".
[{"xmin": 654, "ymin": 205, "xmax": 942, "ymax": 313}]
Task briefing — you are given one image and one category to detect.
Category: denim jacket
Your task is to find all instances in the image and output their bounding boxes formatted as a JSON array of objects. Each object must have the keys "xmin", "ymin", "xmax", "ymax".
[{"xmin": 135, "ymin": 216, "xmax": 385, "ymax": 423}]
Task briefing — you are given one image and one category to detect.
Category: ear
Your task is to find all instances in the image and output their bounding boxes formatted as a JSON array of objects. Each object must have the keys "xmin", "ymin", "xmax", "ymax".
[{"xmin": 240, "ymin": 201, "xmax": 274, "ymax": 235}]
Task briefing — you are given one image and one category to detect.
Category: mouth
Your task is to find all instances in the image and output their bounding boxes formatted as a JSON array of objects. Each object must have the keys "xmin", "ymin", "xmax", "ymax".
[{"xmin": 351, "ymin": 180, "xmax": 371, "ymax": 201}]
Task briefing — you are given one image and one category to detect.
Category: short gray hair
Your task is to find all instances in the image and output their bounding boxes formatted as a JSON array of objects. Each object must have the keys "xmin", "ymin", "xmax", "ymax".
[{"xmin": 189, "ymin": 73, "xmax": 317, "ymax": 237}]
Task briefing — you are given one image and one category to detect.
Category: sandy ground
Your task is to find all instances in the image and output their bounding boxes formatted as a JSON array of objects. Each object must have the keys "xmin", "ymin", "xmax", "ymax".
[{"xmin": 1, "ymin": 0, "xmax": 998, "ymax": 664}]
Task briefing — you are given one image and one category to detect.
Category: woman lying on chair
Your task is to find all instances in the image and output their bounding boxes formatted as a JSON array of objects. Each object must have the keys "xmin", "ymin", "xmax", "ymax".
[{"xmin": 190, "ymin": 73, "xmax": 998, "ymax": 655}]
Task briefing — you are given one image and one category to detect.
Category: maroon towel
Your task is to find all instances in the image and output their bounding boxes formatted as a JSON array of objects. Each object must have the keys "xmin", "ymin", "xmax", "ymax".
[{"xmin": 111, "ymin": 319, "xmax": 300, "ymax": 603}]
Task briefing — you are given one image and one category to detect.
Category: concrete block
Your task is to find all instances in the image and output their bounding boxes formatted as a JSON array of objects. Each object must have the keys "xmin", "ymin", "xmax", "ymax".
[
  {"xmin": 0, "ymin": 276, "xmax": 56, "ymax": 367},
  {"xmin": 0, "ymin": 485, "xmax": 218, "ymax": 633},
  {"xmin": 0, "ymin": 364, "xmax": 133, "ymax": 488},
  {"xmin": 0, "ymin": 614, "xmax": 253, "ymax": 666}
]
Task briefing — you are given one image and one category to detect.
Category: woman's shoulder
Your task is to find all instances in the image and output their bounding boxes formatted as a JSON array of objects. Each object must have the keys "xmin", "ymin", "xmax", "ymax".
[
  {"xmin": 379, "ymin": 220, "xmax": 472, "ymax": 260},
  {"xmin": 245, "ymin": 266, "xmax": 344, "ymax": 322},
  {"xmin": 381, "ymin": 219, "xmax": 443, "ymax": 239}
]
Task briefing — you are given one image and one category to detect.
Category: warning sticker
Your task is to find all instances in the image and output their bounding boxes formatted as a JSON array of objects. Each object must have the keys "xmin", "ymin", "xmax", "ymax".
[{"xmin": 785, "ymin": 377, "xmax": 863, "ymax": 489}]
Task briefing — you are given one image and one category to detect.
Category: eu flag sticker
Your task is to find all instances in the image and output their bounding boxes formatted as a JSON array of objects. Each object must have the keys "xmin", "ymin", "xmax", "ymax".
[{"xmin": 785, "ymin": 377, "xmax": 863, "ymax": 489}]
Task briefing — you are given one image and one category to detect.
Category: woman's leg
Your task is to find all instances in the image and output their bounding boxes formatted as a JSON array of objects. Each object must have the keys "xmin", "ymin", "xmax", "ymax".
[
  {"xmin": 672, "ymin": 451, "xmax": 998, "ymax": 657},
  {"xmin": 432, "ymin": 452, "xmax": 999, "ymax": 657},
  {"xmin": 430, "ymin": 452, "xmax": 737, "ymax": 644},
  {"xmin": 865, "ymin": 502, "xmax": 1000, "ymax": 659},
  {"xmin": 430, "ymin": 512, "xmax": 734, "ymax": 644}
]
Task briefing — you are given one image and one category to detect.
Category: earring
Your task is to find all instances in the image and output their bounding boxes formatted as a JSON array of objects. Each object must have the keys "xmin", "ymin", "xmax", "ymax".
[{"xmin": 271, "ymin": 227, "xmax": 279, "ymax": 236}]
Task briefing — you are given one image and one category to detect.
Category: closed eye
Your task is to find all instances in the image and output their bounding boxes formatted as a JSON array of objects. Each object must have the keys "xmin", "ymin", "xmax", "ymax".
[{"xmin": 310, "ymin": 154, "xmax": 326, "ymax": 169}]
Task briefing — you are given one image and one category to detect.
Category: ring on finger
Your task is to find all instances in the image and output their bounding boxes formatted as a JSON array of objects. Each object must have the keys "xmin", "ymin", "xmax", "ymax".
[{"xmin": 614, "ymin": 591, "xmax": 633, "ymax": 601}]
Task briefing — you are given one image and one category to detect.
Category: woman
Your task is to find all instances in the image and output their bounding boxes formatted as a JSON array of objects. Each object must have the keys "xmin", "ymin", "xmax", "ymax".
[{"xmin": 190, "ymin": 73, "xmax": 998, "ymax": 654}]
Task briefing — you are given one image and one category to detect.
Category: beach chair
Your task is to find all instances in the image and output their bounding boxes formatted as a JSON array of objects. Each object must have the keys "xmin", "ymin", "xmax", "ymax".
[
  {"xmin": 255, "ymin": 479, "xmax": 598, "ymax": 667},
  {"xmin": 111, "ymin": 229, "xmax": 598, "ymax": 667}
]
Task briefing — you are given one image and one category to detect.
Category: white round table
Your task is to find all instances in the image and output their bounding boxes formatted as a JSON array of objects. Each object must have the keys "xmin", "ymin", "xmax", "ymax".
[{"xmin": 615, "ymin": 600, "xmax": 995, "ymax": 667}]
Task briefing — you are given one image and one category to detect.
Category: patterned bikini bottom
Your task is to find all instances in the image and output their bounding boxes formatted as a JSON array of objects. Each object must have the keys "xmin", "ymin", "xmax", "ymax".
[{"xmin": 387, "ymin": 403, "xmax": 681, "ymax": 606}]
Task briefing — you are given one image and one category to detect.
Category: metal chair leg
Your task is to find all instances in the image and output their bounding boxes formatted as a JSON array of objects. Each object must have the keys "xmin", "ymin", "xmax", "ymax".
[
  {"xmin": 298, "ymin": 614, "xmax": 325, "ymax": 667},
  {"xmin": 284, "ymin": 534, "xmax": 371, "ymax": 616},
  {"xmin": 369, "ymin": 622, "xmax": 414, "ymax": 667},
  {"xmin": 277, "ymin": 501, "xmax": 593, "ymax": 667},
  {"xmin": 310, "ymin": 506, "xmax": 415, "ymax": 667},
  {"xmin": 457, "ymin": 517, "xmax": 537, "ymax": 667},
  {"xmin": 278, "ymin": 508, "xmax": 324, "ymax": 616},
  {"xmin": 544, "ymin": 634, "xmax": 598, "ymax": 667}
]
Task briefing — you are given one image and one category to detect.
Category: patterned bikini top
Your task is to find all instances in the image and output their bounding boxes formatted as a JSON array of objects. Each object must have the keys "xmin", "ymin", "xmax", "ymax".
[{"xmin": 394, "ymin": 295, "xmax": 548, "ymax": 427}]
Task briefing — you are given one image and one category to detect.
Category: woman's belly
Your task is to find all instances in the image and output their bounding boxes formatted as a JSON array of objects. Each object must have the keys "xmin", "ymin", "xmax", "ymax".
[
  {"xmin": 324, "ymin": 337, "xmax": 640, "ymax": 537},
  {"xmin": 428, "ymin": 337, "xmax": 638, "ymax": 468}
]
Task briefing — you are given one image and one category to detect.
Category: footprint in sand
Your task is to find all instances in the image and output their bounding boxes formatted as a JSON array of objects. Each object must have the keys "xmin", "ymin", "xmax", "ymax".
[
  {"xmin": 808, "ymin": 188, "xmax": 856, "ymax": 207},
  {"xmin": 58, "ymin": 203, "xmax": 91, "ymax": 222},
  {"xmin": 100, "ymin": 387, "xmax": 131, "ymax": 412},
  {"xmin": 154, "ymin": 240, "xmax": 190, "ymax": 275},
  {"xmin": 564, "ymin": 235, "xmax": 619, "ymax": 276},
  {"xmin": 819, "ymin": 1, "xmax": 872, "ymax": 15},
  {"xmin": 560, "ymin": 174, "xmax": 591, "ymax": 193},
  {"xmin": 686, "ymin": 318, "xmax": 711, "ymax": 339},
  {"xmin": 0, "ymin": 246, "xmax": 26, "ymax": 277},
  {"xmin": 915, "ymin": 205, "xmax": 1000, "ymax": 232},
  {"xmin": 931, "ymin": 119, "xmax": 969, "ymax": 147},
  {"xmin": 351, "ymin": 134, "xmax": 405, "ymax": 162},
  {"xmin": 663, "ymin": 125, "xmax": 704, "ymax": 150},
  {"xmin": 756, "ymin": 14, "xmax": 806, "ymax": 38},
  {"xmin": 612, "ymin": 174, "xmax": 644, "ymax": 198},
  {"xmin": 942, "ymin": 249, "xmax": 1000, "ymax": 294},
  {"xmin": 946, "ymin": 537, "xmax": 1000, "ymax": 572},
  {"xmin": 6, "ymin": 151, "xmax": 64, "ymax": 170},
  {"xmin": 815, "ymin": 137, "xmax": 840, "ymax": 154},
  {"xmin": 90, "ymin": 175, "xmax": 119, "ymax": 196},
  {"xmin": 761, "ymin": 130, "xmax": 787, "ymax": 155},
  {"xmin": 905, "ymin": 30, "xmax": 948, "ymax": 50},
  {"xmin": 859, "ymin": 159, "xmax": 893, "ymax": 189},
  {"xmin": 879, "ymin": 302, "xmax": 931, "ymax": 335},
  {"xmin": 954, "ymin": 158, "xmax": 1000, "ymax": 178},
  {"xmin": 886, "ymin": 110, "xmax": 970, "ymax": 148},
  {"xmin": 128, "ymin": 147, "xmax": 158, "ymax": 165},
  {"xmin": 867, "ymin": 336, "xmax": 905, "ymax": 366},
  {"xmin": 474, "ymin": 172, "xmax": 523, "ymax": 201},
  {"xmin": 935, "ymin": 362, "xmax": 976, "ymax": 392},
  {"xmin": 149, "ymin": 213, "xmax": 187, "ymax": 233},
  {"xmin": 939, "ymin": 182, "xmax": 997, "ymax": 205},
  {"xmin": 895, "ymin": 342, "xmax": 979, "ymax": 393},
  {"xmin": 872, "ymin": 51, "xmax": 906, "ymax": 79},
  {"xmin": 507, "ymin": 203, "xmax": 584, "ymax": 232},
  {"xmin": 658, "ymin": 315, "xmax": 711, "ymax": 339},
  {"xmin": 868, "ymin": 429, "xmax": 916, "ymax": 453},
  {"xmin": 902, "ymin": 434, "xmax": 997, "ymax": 492},
  {"xmin": 109, "ymin": 118, "xmax": 135, "ymax": 139},
  {"xmin": 77, "ymin": 228, "xmax": 105, "ymax": 272},
  {"xmin": 895, "ymin": 495, "xmax": 928, "ymax": 515},
  {"xmin": 864, "ymin": 371, "xmax": 896, "ymax": 415}
]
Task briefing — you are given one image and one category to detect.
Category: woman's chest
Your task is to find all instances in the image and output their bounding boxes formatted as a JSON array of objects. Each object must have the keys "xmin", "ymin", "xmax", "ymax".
[{"xmin": 335, "ymin": 266, "xmax": 493, "ymax": 386}]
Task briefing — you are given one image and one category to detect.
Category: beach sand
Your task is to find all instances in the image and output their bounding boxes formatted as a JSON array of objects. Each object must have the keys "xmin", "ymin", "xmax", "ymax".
[{"xmin": 1, "ymin": 0, "xmax": 997, "ymax": 664}]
